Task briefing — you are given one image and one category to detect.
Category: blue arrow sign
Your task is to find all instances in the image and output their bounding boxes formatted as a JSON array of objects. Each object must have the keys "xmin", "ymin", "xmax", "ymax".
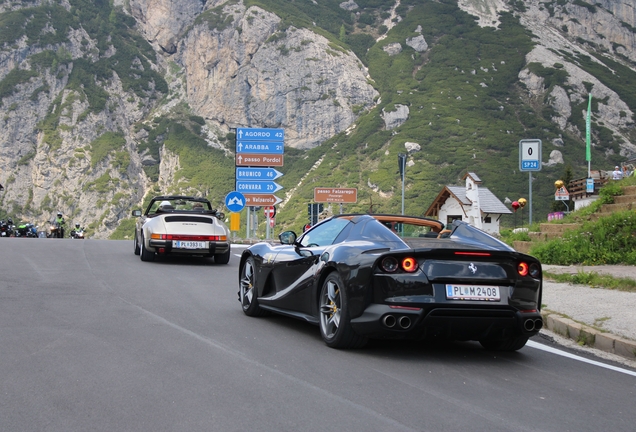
[
  {"xmin": 237, "ymin": 128, "xmax": 284, "ymax": 142},
  {"xmin": 236, "ymin": 167, "xmax": 283, "ymax": 181},
  {"xmin": 236, "ymin": 141, "xmax": 284, "ymax": 154},
  {"xmin": 236, "ymin": 181, "xmax": 283, "ymax": 194},
  {"xmin": 224, "ymin": 191, "xmax": 246, "ymax": 213}
]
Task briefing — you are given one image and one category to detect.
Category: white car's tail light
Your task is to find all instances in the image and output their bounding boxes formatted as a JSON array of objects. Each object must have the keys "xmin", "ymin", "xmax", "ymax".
[{"xmin": 151, "ymin": 234, "xmax": 227, "ymax": 241}]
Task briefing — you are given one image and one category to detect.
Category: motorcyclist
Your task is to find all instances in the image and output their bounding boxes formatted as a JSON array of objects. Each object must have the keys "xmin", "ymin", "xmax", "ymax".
[
  {"xmin": 54, "ymin": 212, "xmax": 66, "ymax": 238},
  {"xmin": 71, "ymin": 223, "xmax": 83, "ymax": 238}
]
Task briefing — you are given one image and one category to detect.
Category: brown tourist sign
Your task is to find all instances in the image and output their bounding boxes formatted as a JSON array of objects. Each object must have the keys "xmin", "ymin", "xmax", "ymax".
[{"xmin": 313, "ymin": 188, "xmax": 358, "ymax": 203}]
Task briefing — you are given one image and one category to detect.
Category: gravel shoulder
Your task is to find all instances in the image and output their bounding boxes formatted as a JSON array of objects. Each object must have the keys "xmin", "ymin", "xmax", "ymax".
[
  {"xmin": 542, "ymin": 264, "xmax": 636, "ymax": 280},
  {"xmin": 541, "ymin": 279, "xmax": 636, "ymax": 341}
]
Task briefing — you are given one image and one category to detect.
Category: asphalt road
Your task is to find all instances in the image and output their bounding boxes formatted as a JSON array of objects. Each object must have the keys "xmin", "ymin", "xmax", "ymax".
[{"xmin": 1, "ymin": 238, "xmax": 635, "ymax": 431}]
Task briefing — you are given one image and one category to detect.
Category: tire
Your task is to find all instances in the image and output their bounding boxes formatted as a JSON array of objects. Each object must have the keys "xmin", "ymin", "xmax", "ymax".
[
  {"xmin": 214, "ymin": 248, "xmax": 230, "ymax": 264},
  {"xmin": 319, "ymin": 272, "xmax": 368, "ymax": 349},
  {"xmin": 479, "ymin": 335, "xmax": 529, "ymax": 352},
  {"xmin": 139, "ymin": 233, "xmax": 155, "ymax": 262},
  {"xmin": 239, "ymin": 256, "xmax": 268, "ymax": 317},
  {"xmin": 133, "ymin": 231, "xmax": 140, "ymax": 255}
]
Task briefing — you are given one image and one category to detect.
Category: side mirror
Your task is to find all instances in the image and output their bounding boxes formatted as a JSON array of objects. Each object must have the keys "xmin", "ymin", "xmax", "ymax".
[
  {"xmin": 216, "ymin": 212, "xmax": 225, "ymax": 221},
  {"xmin": 132, "ymin": 209, "xmax": 142, "ymax": 217},
  {"xmin": 279, "ymin": 231, "xmax": 297, "ymax": 245}
]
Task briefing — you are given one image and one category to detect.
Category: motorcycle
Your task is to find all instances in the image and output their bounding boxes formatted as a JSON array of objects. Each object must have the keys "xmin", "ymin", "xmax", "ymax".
[
  {"xmin": 70, "ymin": 225, "xmax": 85, "ymax": 239},
  {"xmin": 48, "ymin": 221, "xmax": 64, "ymax": 238},
  {"xmin": 0, "ymin": 219, "xmax": 15, "ymax": 237},
  {"xmin": 15, "ymin": 222, "xmax": 38, "ymax": 238}
]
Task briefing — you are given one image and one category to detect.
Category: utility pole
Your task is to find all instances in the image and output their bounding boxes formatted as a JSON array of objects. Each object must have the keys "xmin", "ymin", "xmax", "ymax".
[{"xmin": 398, "ymin": 153, "xmax": 406, "ymax": 215}]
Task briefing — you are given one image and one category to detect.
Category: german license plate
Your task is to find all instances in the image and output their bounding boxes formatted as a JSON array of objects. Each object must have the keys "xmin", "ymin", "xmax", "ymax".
[
  {"xmin": 445, "ymin": 284, "xmax": 500, "ymax": 301},
  {"xmin": 174, "ymin": 241, "xmax": 207, "ymax": 249}
]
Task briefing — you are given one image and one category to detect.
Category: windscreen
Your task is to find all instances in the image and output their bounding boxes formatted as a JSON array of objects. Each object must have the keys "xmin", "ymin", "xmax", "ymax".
[
  {"xmin": 147, "ymin": 198, "xmax": 212, "ymax": 215},
  {"xmin": 448, "ymin": 221, "xmax": 515, "ymax": 251}
]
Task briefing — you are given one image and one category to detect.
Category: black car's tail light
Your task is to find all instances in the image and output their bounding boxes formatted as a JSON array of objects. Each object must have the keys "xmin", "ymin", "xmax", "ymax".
[
  {"xmin": 517, "ymin": 262, "xmax": 529, "ymax": 277},
  {"xmin": 529, "ymin": 263, "xmax": 541, "ymax": 278},
  {"xmin": 455, "ymin": 251, "xmax": 491, "ymax": 257},
  {"xmin": 380, "ymin": 256, "xmax": 399, "ymax": 273},
  {"xmin": 401, "ymin": 257, "xmax": 418, "ymax": 273}
]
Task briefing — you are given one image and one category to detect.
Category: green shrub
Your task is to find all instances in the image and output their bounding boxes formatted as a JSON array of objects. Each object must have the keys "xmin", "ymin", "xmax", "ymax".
[
  {"xmin": 110, "ymin": 217, "xmax": 137, "ymax": 240},
  {"xmin": 531, "ymin": 211, "xmax": 636, "ymax": 265},
  {"xmin": 90, "ymin": 132, "xmax": 126, "ymax": 168}
]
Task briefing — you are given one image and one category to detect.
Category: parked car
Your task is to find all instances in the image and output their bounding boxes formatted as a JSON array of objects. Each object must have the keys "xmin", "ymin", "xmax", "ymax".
[
  {"xmin": 238, "ymin": 214, "xmax": 542, "ymax": 350},
  {"xmin": 132, "ymin": 195, "xmax": 231, "ymax": 264}
]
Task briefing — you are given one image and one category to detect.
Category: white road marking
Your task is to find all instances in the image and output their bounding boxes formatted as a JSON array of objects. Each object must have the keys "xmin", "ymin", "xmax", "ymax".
[{"xmin": 528, "ymin": 340, "xmax": 636, "ymax": 377}]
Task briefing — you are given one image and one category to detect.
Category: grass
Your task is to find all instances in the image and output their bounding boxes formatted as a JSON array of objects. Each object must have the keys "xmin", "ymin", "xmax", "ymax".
[{"xmin": 543, "ymin": 270, "xmax": 636, "ymax": 293}]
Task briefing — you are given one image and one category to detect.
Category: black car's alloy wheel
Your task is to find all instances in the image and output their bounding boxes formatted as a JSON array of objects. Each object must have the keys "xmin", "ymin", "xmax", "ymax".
[
  {"xmin": 319, "ymin": 273, "xmax": 367, "ymax": 349},
  {"xmin": 239, "ymin": 257, "xmax": 267, "ymax": 317}
]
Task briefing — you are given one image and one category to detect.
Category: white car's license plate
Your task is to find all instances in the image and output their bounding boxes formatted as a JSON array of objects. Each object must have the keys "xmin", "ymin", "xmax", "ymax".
[
  {"xmin": 174, "ymin": 241, "xmax": 208, "ymax": 249},
  {"xmin": 445, "ymin": 284, "xmax": 500, "ymax": 301}
]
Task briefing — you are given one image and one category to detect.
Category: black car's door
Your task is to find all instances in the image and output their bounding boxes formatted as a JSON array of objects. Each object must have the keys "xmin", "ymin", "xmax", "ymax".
[{"xmin": 264, "ymin": 218, "xmax": 351, "ymax": 316}]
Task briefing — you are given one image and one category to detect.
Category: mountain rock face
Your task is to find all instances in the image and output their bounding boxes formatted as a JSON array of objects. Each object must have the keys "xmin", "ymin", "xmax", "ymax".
[
  {"xmin": 127, "ymin": 0, "xmax": 208, "ymax": 54},
  {"xmin": 0, "ymin": 0, "xmax": 377, "ymax": 237},
  {"xmin": 175, "ymin": 4, "xmax": 378, "ymax": 149},
  {"xmin": 0, "ymin": 0, "xmax": 635, "ymax": 237},
  {"xmin": 459, "ymin": 0, "xmax": 636, "ymax": 157}
]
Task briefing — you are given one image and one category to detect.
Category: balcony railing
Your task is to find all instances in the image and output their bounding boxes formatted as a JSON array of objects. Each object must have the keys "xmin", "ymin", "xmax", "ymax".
[{"xmin": 568, "ymin": 170, "xmax": 609, "ymax": 200}]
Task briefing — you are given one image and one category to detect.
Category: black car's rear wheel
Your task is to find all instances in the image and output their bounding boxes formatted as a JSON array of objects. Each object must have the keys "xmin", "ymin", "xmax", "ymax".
[
  {"xmin": 133, "ymin": 231, "xmax": 140, "ymax": 255},
  {"xmin": 140, "ymin": 233, "xmax": 155, "ymax": 262},
  {"xmin": 214, "ymin": 248, "xmax": 230, "ymax": 264},
  {"xmin": 239, "ymin": 257, "xmax": 267, "ymax": 317},
  {"xmin": 479, "ymin": 335, "xmax": 529, "ymax": 352},
  {"xmin": 319, "ymin": 273, "xmax": 367, "ymax": 349}
]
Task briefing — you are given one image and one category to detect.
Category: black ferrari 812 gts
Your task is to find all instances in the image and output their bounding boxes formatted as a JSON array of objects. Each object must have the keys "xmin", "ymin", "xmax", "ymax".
[{"xmin": 238, "ymin": 214, "xmax": 542, "ymax": 351}]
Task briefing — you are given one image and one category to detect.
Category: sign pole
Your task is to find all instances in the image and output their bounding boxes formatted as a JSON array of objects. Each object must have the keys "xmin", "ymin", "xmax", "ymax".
[
  {"xmin": 398, "ymin": 154, "xmax": 406, "ymax": 215},
  {"xmin": 519, "ymin": 139, "xmax": 542, "ymax": 227},
  {"xmin": 246, "ymin": 207, "xmax": 251, "ymax": 240},
  {"xmin": 528, "ymin": 172, "xmax": 532, "ymax": 226}
]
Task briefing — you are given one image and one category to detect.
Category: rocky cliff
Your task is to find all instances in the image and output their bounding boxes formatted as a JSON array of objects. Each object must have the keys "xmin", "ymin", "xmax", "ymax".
[
  {"xmin": 0, "ymin": 0, "xmax": 635, "ymax": 237},
  {"xmin": 458, "ymin": 0, "xmax": 636, "ymax": 162},
  {"xmin": 0, "ymin": 0, "xmax": 377, "ymax": 237}
]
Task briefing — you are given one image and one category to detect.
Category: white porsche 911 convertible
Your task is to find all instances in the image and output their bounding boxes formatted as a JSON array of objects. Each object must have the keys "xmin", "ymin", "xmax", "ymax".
[{"xmin": 132, "ymin": 195, "xmax": 231, "ymax": 264}]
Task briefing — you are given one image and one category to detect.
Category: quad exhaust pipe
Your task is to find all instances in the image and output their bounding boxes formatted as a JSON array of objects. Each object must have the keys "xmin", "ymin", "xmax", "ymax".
[
  {"xmin": 383, "ymin": 315, "xmax": 396, "ymax": 328},
  {"xmin": 523, "ymin": 318, "xmax": 543, "ymax": 332},
  {"xmin": 382, "ymin": 315, "xmax": 412, "ymax": 330},
  {"xmin": 398, "ymin": 316, "xmax": 411, "ymax": 329}
]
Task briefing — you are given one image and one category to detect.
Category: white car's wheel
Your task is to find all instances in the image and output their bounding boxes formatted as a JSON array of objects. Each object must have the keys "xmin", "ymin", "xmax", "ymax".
[
  {"xmin": 140, "ymin": 233, "xmax": 155, "ymax": 262},
  {"xmin": 215, "ymin": 248, "xmax": 230, "ymax": 264},
  {"xmin": 133, "ymin": 231, "xmax": 140, "ymax": 255}
]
